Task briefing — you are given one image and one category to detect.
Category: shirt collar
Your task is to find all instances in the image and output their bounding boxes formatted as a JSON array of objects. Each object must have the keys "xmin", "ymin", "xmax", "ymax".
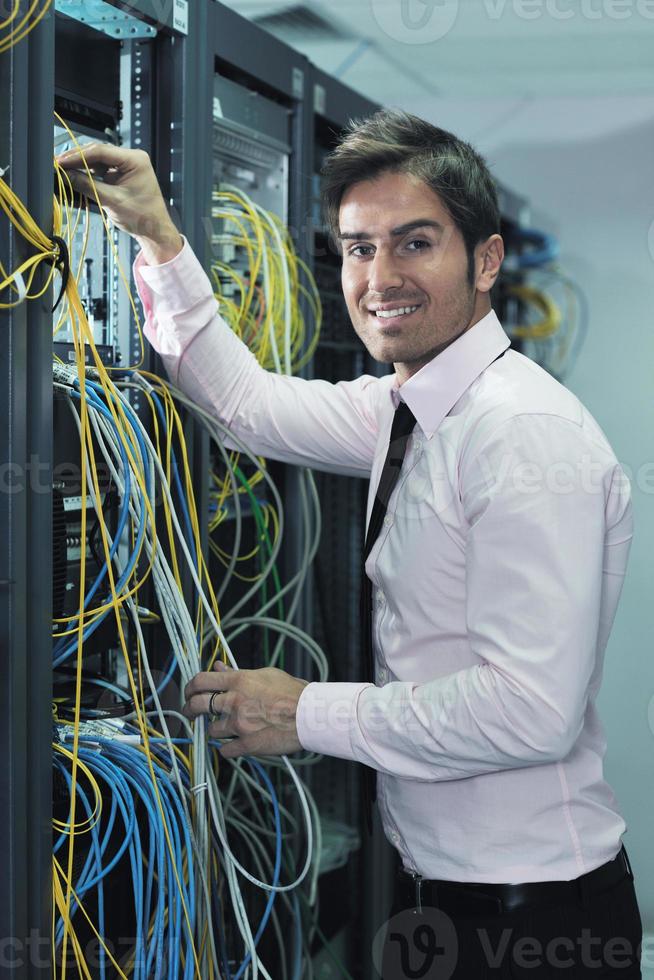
[{"xmin": 391, "ymin": 309, "xmax": 511, "ymax": 438}]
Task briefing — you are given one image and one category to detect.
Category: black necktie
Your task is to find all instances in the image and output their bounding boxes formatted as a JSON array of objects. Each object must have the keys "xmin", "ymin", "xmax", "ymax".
[
  {"xmin": 361, "ymin": 400, "xmax": 417, "ymax": 833},
  {"xmin": 357, "ymin": 346, "xmax": 510, "ymax": 835}
]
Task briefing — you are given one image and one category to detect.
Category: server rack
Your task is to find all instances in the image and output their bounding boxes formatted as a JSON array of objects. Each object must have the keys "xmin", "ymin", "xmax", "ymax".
[
  {"xmin": 1, "ymin": 3, "xmax": 207, "ymax": 976},
  {"xmin": 206, "ymin": 1, "xmax": 315, "ymax": 657}
]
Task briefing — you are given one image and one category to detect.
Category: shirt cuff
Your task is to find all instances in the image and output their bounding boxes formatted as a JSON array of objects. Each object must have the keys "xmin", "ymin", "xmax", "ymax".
[
  {"xmin": 134, "ymin": 236, "xmax": 215, "ymax": 314},
  {"xmin": 295, "ymin": 681, "xmax": 374, "ymax": 761},
  {"xmin": 133, "ymin": 237, "xmax": 220, "ymax": 361}
]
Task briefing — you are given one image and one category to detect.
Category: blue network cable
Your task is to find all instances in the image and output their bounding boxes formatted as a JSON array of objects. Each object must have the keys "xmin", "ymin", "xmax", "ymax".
[
  {"xmin": 53, "ymin": 756, "xmax": 108, "ymax": 979},
  {"xmin": 52, "ymin": 393, "xmax": 132, "ymax": 661},
  {"xmin": 106, "ymin": 742, "xmax": 197, "ymax": 979},
  {"xmin": 513, "ymin": 228, "xmax": 559, "ymax": 269},
  {"xmin": 54, "ymin": 380, "xmax": 200, "ymax": 682},
  {"xmin": 54, "ymin": 739, "xmax": 201, "ymax": 980},
  {"xmin": 53, "ymin": 386, "xmax": 148, "ymax": 665},
  {"xmin": 207, "ymin": 745, "xmax": 282, "ymax": 980},
  {"xmin": 64, "ymin": 735, "xmax": 289, "ymax": 977}
]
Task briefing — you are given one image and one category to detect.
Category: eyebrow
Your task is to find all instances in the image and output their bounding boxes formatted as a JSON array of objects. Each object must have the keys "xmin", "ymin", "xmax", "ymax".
[{"xmin": 338, "ymin": 218, "xmax": 445, "ymax": 241}]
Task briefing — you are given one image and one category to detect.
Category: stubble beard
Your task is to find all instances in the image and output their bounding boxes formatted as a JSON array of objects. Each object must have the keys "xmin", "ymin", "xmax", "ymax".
[{"xmin": 355, "ymin": 287, "xmax": 477, "ymax": 370}]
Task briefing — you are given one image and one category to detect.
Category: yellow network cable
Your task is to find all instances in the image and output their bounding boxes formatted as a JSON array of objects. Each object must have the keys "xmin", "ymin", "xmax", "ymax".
[
  {"xmin": 53, "ymin": 164, "xmax": 90, "ymax": 340},
  {"xmin": 134, "ymin": 368, "xmax": 225, "ymax": 656},
  {"xmin": 506, "ymin": 283, "xmax": 562, "ymax": 340},
  {"xmin": 52, "ymin": 743, "xmax": 103, "ymax": 836},
  {"xmin": 208, "ymin": 186, "xmax": 322, "ymax": 554},
  {"xmin": 53, "ymin": 113, "xmax": 148, "ymax": 370},
  {"xmin": 0, "ymin": 0, "xmax": 52, "ymax": 54},
  {"xmin": 53, "ymin": 855, "xmax": 130, "ymax": 980},
  {"xmin": 211, "ymin": 186, "xmax": 322, "ymax": 375},
  {"xmin": 5, "ymin": 125, "xmax": 312, "ymax": 976},
  {"xmin": 551, "ymin": 275, "xmax": 578, "ymax": 373},
  {"xmin": 210, "ymin": 499, "xmax": 280, "ymax": 583},
  {"xmin": 0, "ymin": 0, "xmax": 20, "ymax": 28},
  {"xmin": 1, "ymin": 155, "xmax": 209, "ymax": 975},
  {"xmin": 0, "ymin": 177, "xmax": 60, "ymax": 305}
]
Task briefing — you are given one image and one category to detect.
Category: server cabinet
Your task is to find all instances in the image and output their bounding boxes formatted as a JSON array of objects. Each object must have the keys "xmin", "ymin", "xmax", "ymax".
[
  {"xmin": 1, "ymin": 2, "xmax": 205, "ymax": 975},
  {"xmin": 206, "ymin": 3, "xmax": 315, "ymax": 646}
]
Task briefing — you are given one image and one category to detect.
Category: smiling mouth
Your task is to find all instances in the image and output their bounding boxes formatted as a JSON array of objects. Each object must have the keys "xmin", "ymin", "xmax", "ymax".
[{"xmin": 368, "ymin": 304, "xmax": 421, "ymax": 321}]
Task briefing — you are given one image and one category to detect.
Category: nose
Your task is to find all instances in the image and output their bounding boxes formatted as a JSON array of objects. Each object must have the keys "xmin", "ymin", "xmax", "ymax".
[{"xmin": 367, "ymin": 248, "xmax": 403, "ymax": 295}]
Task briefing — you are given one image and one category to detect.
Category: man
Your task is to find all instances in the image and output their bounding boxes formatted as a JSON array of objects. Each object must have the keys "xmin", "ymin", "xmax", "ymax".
[{"xmin": 58, "ymin": 109, "xmax": 642, "ymax": 977}]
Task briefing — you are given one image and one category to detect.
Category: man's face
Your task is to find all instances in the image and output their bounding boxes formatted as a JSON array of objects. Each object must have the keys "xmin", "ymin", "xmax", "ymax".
[{"xmin": 339, "ymin": 171, "xmax": 482, "ymax": 383}]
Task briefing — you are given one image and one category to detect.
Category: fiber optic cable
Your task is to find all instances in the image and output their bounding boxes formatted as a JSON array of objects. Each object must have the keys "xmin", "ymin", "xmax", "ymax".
[
  {"xmin": 2, "ymin": 144, "xmax": 333, "ymax": 976},
  {"xmin": 0, "ymin": 0, "xmax": 52, "ymax": 54}
]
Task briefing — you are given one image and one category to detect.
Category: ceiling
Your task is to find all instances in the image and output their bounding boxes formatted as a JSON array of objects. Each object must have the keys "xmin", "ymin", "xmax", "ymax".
[{"xmin": 217, "ymin": 0, "xmax": 654, "ymax": 105}]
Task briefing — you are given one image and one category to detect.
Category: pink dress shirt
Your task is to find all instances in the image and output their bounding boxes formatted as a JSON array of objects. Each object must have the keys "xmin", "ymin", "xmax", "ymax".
[{"xmin": 135, "ymin": 240, "xmax": 633, "ymax": 884}]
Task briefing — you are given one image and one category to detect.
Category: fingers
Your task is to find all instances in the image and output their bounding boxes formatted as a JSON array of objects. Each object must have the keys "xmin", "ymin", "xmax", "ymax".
[
  {"xmin": 207, "ymin": 715, "xmax": 236, "ymax": 739},
  {"xmin": 184, "ymin": 667, "xmax": 238, "ymax": 703},
  {"xmin": 54, "ymin": 143, "xmax": 140, "ymax": 208},
  {"xmin": 216, "ymin": 731, "xmax": 269, "ymax": 760},
  {"xmin": 54, "ymin": 144, "xmax": 178, "ymax": 250},
  {"xmin": 183, "ymin": 689, "xmax": 235, "ymax": 721},
  {"xmin": 56, "ymin": 168, "xmax": 122, "ymax": 209},
  {"xmin": 55, "ymin": 142, "xmax": 146, "ymax": 171},
  {"xmin": 180, "ymin": 665, "xmax": 302, "ymax": 758},
  {"xmin": 183, "ymin": 668, "xmax": 240, "ymax": 725}
]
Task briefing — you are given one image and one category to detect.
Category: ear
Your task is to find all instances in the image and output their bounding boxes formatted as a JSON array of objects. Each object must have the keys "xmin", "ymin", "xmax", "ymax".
[{"xmin": 475, "ymin": 234, "xmax": 504, "ymax": 294}]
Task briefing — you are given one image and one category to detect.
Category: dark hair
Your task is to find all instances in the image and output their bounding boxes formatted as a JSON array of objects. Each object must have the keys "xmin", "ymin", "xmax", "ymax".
[{"xmin": 321, "ymin": 108, "xmax": 500, "ymax": 285}]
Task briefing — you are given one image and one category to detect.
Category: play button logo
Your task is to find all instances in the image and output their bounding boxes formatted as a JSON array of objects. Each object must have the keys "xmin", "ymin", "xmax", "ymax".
[
  {"xmin": 372, "ymin": 906, "xmax": 459, "ymax": 978},
  {"xmin": 370, "ymin": 0, "xmax": 460, "ymax": 44}
]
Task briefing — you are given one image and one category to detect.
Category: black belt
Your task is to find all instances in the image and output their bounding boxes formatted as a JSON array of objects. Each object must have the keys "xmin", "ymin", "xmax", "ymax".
[{"xmin": 397, "ymin": 847, "xmax": 633, "ymax": 916}]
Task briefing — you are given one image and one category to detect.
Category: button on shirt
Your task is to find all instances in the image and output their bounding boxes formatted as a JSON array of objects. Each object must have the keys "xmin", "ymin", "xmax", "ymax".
[{"xmin": 135, "ymin": 239, "xmax": 633, "ymax": 884}]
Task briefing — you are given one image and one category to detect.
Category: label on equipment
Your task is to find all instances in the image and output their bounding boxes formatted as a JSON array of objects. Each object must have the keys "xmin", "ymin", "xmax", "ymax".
[
  {"xmin": 63, "ymin": 494, "xmax": 104, "ymax": 512},
  {"xmin": 173, "ymin": 0, "xmax": 188, "ymax": 34}
]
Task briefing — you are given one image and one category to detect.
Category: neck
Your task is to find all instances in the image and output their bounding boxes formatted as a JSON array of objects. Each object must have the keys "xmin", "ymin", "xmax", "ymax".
[{"xmin": 395, "ymin": 296, "xmax": 492, "ymax": 385}]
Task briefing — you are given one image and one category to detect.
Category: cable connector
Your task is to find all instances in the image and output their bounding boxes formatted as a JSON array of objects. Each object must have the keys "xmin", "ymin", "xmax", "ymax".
[
  {"xmin": 52, "ymin": 362, "xmax": 77, "ymax": 386},
  {"xmin": 57, "ymin": 718, "xmax": 140, "ymax": 746}
]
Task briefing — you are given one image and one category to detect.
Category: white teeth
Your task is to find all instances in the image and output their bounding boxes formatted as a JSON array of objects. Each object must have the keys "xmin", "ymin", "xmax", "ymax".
[{"xmin": 374, "ymin": 305, "xmax": 419, "ymax": 319}]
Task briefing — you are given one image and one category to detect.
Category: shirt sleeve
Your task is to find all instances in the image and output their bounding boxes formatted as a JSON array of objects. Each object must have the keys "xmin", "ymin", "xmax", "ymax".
[
  {"xmin": 296, "ymin": 413, "xmax": 633, "ymax": 779},
  {"xmin": 134, "ymin": 239, "xmax": 382, "ymax": 478}
]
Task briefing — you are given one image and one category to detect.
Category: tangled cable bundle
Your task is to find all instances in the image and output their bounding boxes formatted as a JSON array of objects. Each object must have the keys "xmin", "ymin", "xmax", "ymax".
[
  {"xmin": 0, "ymin": 123, "xmax": 347, "ymax": 977},
  {"xmin": 504, "ymin": 227, "xmax": 588, "ymax": 380}
]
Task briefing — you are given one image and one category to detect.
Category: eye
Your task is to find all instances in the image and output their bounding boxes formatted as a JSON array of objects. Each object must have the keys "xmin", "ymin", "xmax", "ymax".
[
  {"xmin": 405, "ymin": 238, "xmax": 430, "ymax": 251},
  {"xmin": 348, "ymin": 244, "xmax": 374, "ymax": 258}
]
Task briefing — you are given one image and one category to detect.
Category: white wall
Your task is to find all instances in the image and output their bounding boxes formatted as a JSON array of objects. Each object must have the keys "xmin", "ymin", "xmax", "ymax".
[{"xmin": 411, "ymin": 94, "xmax": 654, "ymax": 928}]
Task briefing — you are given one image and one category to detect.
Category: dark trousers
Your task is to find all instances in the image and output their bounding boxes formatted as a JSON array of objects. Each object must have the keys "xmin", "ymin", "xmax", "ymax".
[{"xmin": 379, "ymin": 864, "xmax": 643, "ymax": 978}]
